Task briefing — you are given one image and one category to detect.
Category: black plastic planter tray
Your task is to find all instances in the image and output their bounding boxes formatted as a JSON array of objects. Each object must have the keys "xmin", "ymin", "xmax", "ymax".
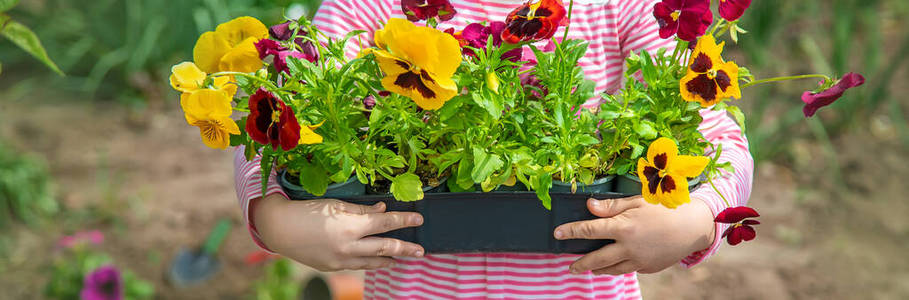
[{"xmin": 283, "ymin": 190, "xmax": 627, "ymax": 254}]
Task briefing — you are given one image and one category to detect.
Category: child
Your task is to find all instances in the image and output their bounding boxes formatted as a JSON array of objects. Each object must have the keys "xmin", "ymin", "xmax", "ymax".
[{"xmin": 236, "ymin": 0, "xmax": 753, "ymax": 298}]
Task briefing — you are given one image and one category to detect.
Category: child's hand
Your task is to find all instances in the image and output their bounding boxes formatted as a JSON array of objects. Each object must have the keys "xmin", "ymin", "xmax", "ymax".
[
  {"xmin": 252, "ymin": 193, "xmax": 425, "ymax": 272},
  {"xmin": 554, "ymin": 196, "xmax": 715, "ymax": 275}
]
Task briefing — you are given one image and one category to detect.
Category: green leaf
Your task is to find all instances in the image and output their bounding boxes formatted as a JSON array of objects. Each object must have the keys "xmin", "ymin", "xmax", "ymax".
[
  {"xmin": 532, "ymin": 174, "xmax": 552, "ymax": 210},
  {"xmin": 0, "ymin": 0, "xmax": 19, "ymax": 12},
  {"xmin": 259, "ymin": 147, "xmax": 275, "ymax": 197},
  {"xmin": 391, "ymin": 173, "xmax": 423, "ymax": 202},
  {"xmin": 725, "ymin": 105, "xmax": 747, "ymax": 133},
  {"xmin": 300, "ymin": 160, "xmax": 329, "ymax": 196},
  {"xmin": 576, "ymin": 135, "xmax": 600, "ymax": 146},
  {"xmin": 639, "ymin": 50, "xmax": 658, "ymax": 85},
  {"xmin": 633, "ymin": 121, "xmax": 658, "ymax": 140},
  {"xmin": 1, "ymin": 20, "xmax": 63, "ymax": 75},
  {"xmin": 471, "ymin": 148, "xmax": 504, "ymax": 183}
]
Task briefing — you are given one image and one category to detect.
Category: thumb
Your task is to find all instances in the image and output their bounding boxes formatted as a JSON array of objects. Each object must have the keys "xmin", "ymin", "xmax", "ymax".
[{"xmin": 587, "ymin": 197, "xmax": 641, "ymax": 218}]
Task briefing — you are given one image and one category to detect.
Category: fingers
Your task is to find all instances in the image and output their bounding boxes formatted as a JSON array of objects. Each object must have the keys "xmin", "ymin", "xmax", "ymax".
[
  {"xmin": 361, "ymin": 211, "xmax": 424, "ymax": 236},
  {"xmin": 554, "ymin": 217, "xmax": 626, "ymax": 240},
  {"xmin": 340, "ymin": 201, "xmax": 387, "ymax": 215},
  {"xmin": 348, "ymin": 237, "xmax": 425, "ymax": 258},
  {"xmin": 587, "ymin": 196, "xmax": 642, "ymax": 218},
  {"xmin": 590, "ymin": 260, "xmax": 639, "ymax": 276},
  {"xmin": 569, "ymin": 245, "xmax": 626, "ymax": 274}
]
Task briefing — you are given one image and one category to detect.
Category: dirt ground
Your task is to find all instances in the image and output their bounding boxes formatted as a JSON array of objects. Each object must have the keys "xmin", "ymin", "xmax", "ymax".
[{"xmin": 0, "ymin": 90, "xmax": 907, "ymax": 299}]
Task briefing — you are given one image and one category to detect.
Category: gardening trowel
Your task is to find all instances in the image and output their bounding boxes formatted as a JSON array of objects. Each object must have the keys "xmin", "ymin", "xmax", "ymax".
[{"xmin": 168, "ymin": 218, "xmax": 232, "ymax": 287}]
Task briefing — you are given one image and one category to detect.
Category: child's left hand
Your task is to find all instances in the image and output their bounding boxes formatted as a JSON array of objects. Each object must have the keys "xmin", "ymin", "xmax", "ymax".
[{"xmin": 554, "ymin": 196, "xmax": 716, "ymax": 275}]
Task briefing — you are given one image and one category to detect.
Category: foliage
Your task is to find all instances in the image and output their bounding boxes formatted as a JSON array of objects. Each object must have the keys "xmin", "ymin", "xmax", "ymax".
[
  {"xmin": 737, "ymin": 0, "xmax": 909, "ymax": 162},
  {"xmin": 181, "ymin": 11, "xmax": 714, "ymax": 208},
  {"xmin": 0, "ymin": 0, "xmax": 62, "ymax": 76},
  {"xmin": 45, "ymin": 246, "xmax": 154, "ymax": 300},
  {"xmin": 0, "ymin": 0, "xmax": 322, "ymax": 103},
  {"xmin": 253, "ymin": 258, "xmax": 300, "ymax": 300},
  {"xmin": 0, "ymin": 139, "xmax": 58, "ymax": 228}
]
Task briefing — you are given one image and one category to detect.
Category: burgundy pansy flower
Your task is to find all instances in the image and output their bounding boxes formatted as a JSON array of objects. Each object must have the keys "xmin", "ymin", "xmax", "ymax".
[
  {"xmin": 80, "ymin": 265, "xmax": 123, "ymax": 300},
  {"xmin": 447, "ymin": 22, "xmax": 522, "ymax": 61},
  {"xmin": 715, "ymin": 206, "xmax": 760, "ymax": 246},
  {"xmin": 718, "ymin": 0, "xmax": 751, "ymax": 21},
  {"xmin": 269, "ymin": 21, "xmax": 295, "ymax": 41},
  {"xmin": 255, "ymin": 39, "xmax": 285, "ymax": 59},
  {"xmin": 502, "ymin": 0, "xmax": 568, "ymax": 44},
  {"xmin": 802, "ymin": 72, "xmax": 865, "ymax": 118},
  {"xmin": 653, "ymin": 0, "xmax": 712, "ymax": 42},
  {"xmin": 402, "ymin": 0, "xmax": 457, "ymax": 22},
  {"xmin": 247, "ymin": 88, "xmax": 301, "ymax": 151}
]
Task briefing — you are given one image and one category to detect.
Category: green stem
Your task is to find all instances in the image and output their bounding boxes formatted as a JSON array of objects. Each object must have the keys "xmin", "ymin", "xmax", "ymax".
[
  {"xmin": 707, "ymin": 177, "xmax": 732, "ymax": 208},
  {"xmin": 562, "ymin": 0, "xmax": 575, "ymax": 42},
  {"xmin": 210, "ymin": 71, "xmax": 279, "ymax": 90},
  {"xmin": 741, "ymin": 74, "xmax": 830, "ymax": 89}
]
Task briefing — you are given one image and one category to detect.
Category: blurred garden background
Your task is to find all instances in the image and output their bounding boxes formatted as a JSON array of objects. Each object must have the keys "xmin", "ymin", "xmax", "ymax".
[{"xmin": 1, "ymin": 0, "xmax": 907, "ymax": 299}]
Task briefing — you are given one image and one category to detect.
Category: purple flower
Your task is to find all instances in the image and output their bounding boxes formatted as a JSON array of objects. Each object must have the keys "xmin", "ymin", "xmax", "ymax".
[
  {"xmin": 80, "ymin": 266, "xmax": 123, "ymax": 300},
  {"xmin": 718, "ymin": 0, "xmax": 752, "ymax": 21},
  {"xmin": 255, "ymin": 39, "xmax": 319, "ymax": 74},
  {"xmin": 653, "ymin": 0, "xmax": 713, "ymax": 42},
  {"xmin": 801, "ymin": 72, "xmax": 865, "ymax": 117},
  {"xmin": 466, "ymin": 22, "xmax": 522, "ymax": 61},
  {"xmin": 269, "ymin": 21, "xmax": 294, "ymax": 41},
  {"xmin": 255, "ymin": 39, "xmax": 285, "ymax": 59}
]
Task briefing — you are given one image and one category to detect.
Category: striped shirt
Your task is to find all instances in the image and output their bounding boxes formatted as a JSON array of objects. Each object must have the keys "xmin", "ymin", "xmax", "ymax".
[{"xmin": 235, "ymin": 0, "xmax": 754, "ymax": 298}]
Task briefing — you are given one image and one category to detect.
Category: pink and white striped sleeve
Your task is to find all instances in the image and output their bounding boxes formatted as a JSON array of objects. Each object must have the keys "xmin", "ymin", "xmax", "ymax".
[
  {"xmin": 615, "ymin": 0, "xmax": 755, "ymax": 267},
  {"xmin": 234, "ymin": 146, "xmax": 288, "ymax": 251},
  {"xmin": 234, "ymin": 0, "xmax": 391, "ymax": 252},
  {"xmin": 681, "ymin": 110, "xmax": 754, "ymax": 267},
  {"xmin": 312, "ymin": 0, "xmax": 393, "ymax": 58}
]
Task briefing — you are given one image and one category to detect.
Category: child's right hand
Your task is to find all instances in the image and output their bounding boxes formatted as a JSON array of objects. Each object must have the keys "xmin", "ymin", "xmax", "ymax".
[{"xmin": 252, "ymin": 193, "xmax": 425, "ymax": 271}]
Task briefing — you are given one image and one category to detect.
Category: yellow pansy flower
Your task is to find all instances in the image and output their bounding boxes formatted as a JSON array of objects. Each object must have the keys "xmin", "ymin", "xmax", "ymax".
[
  {"xmin": 636, "ymin": 137, "xmax": 709, "ymax": 209},
  {"xmin": 680, "ymin": 35, "xmax": 741, "ymax": 107},
  {"xmin": 193, "ymin": 16, "xmax": 268, "ymax": 74},
  {"xmin": 169, "ymin": 62, "xmax": 238, "ymax": 100},
  {"xmin": 181, "ymin": 89, "xmax": 240, "ymax": 150},
  {"xmin": 299, "ymin": 121, "xmax": 325, "ymax": 145},
  {"xmin": 361, "ymin": 18, "xmax": 462, "ymax": 110}
]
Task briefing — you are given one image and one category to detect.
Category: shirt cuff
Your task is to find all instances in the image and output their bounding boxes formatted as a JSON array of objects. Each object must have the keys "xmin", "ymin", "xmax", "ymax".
[{"xmin": 680, "ymin": 184, "xmax": 731, "ymax": 268}]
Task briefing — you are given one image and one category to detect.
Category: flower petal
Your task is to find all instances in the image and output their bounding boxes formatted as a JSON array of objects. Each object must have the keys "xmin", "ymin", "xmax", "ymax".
[
  {"xmin": 669, "ymin": 155, "xmax": 709, "ymax": 178},
  {"xmin": 646, "ymin": 137, "xmax": 679, "ymax": 168},
  {"xmin": 656, "ymin": 174, "xmax": 690, "ymax": 209},
  {"xmin": 170, "ymin": 62, "xmax": 207, "ymax": 93},
  {"xmin": 218, "ymin": 37, "xmax": 264, "ymax": 73},
  {"xmin": 715, "ymin": 206, "xmax": 760, "ymax": 224},
  {"xmin": 719, "ymin": 0, "xmax": 751, "ymax": 21},
  {"xmin": 299, "ymin": 125, "xmax": 324, "ymax": 145},
  {"xmin": 802, "ymin": 72, "xmax": 865, "ymax": 117},
  {"xmin": 215, "ymin": 16, "xmax": 269, "ymax": 46},
  {"xmin": 193, "ymin": 31, "xmax": 232, "ymax": 73}
]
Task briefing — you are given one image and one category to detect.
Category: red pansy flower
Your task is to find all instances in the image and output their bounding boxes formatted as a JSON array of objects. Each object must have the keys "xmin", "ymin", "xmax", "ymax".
[
  {"xmin": 718, "ymin": 0, "xmax": 751, "ymax": 21},
  {"xmin": 801, "ymin": 72, "xmax": 865, "ymax": 118},
  {"xmin": 715, "ymin": 206, "xmax": 760, "ymax": 246},
  {"xmin": 255, "ymin": 39, "xmax": 285, "ymax": 59},
  {"xmin": 502, "ymin": 0, "xmax": 568, "ymax": 44},
  {"xmin": 402, "ymin": 0, "xmax": 457, "ymax": 22},
  {"xmin": 447, "ymin": 22, "xmax": 522, "ymax": 61},
  {"xmin": 247, "ymin": 88, "xmax": 301, "ymax": 151},
  {"xmin": 653, "ymin": 0, "xmax": 712, "ymax": 42}
]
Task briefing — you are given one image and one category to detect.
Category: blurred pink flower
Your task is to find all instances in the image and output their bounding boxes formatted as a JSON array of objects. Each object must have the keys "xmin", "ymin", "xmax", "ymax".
[{"xmin": 58, "ymin": 230, "xmax": 105, "ymax": 249}]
